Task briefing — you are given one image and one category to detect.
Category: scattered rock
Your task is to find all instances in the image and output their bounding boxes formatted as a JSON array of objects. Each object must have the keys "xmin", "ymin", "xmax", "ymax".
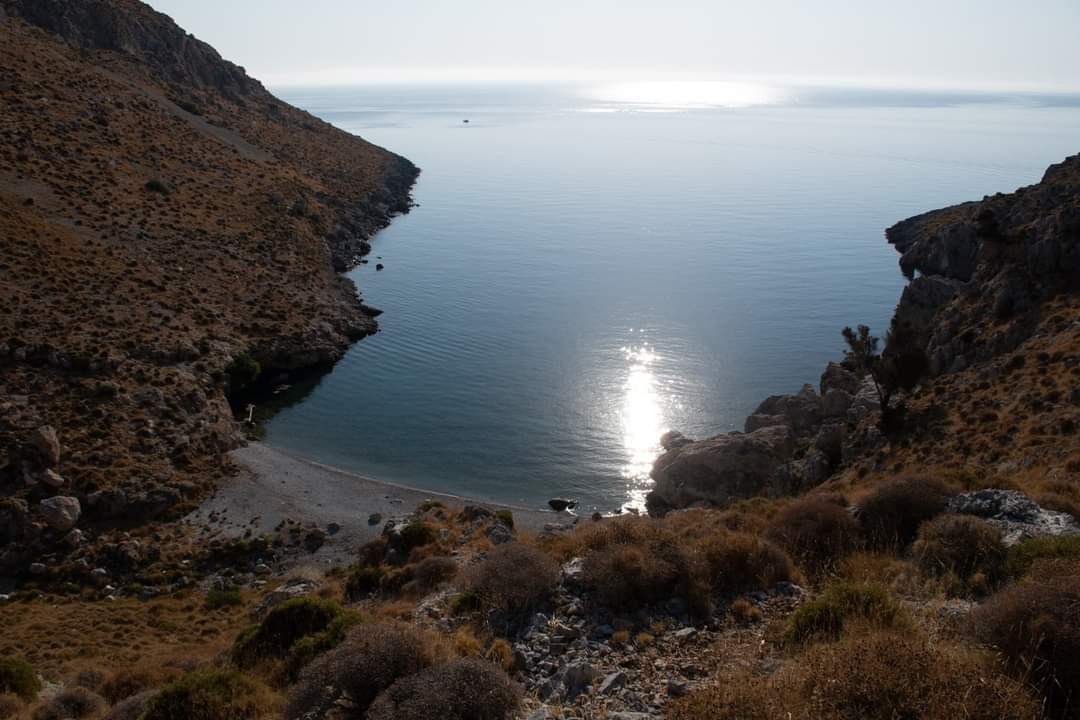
[
  {"xmin": 30, "ymin": 425, "xmax": 61, "ymax": 466},
  {"xmin": 39, "ymin": 496, "xmax": 81, "ymax": 532},
  {"xmin": 29, "ymin": 562, "xmax": 46, "ymax": 575},
  {"xmin": 548, "ymin": 498, "xmax": 576, "ymax": 512},
  {"xmin": 599, "ymin": 671, "xmax": 627, "ymax": 695},
  {"xmin": 39, "ymin": 469, "xmax": 65, "ymax": 489}
]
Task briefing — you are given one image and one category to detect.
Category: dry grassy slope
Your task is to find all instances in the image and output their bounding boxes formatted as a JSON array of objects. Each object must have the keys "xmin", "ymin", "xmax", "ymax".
[{"xmin": 0, "ymin": 4, "xmax": 417, "ymax": 534}]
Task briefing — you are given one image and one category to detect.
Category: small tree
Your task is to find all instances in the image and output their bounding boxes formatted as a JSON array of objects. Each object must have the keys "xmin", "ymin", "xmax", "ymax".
[{"xmin": 841, "ymin": 325, "xmax": 888, "ymax": 414}]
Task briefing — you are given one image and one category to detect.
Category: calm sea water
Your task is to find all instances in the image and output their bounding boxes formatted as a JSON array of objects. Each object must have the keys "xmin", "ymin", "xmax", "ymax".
[{"xmin": 264, "ymin": 83, "xmax": 1080, "ymax": 512}]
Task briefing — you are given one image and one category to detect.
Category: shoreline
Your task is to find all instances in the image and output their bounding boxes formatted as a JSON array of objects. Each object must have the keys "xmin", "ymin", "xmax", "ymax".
[{"xmin": 185, "ymin": 442, "xmax": 566, "ymax": 563}]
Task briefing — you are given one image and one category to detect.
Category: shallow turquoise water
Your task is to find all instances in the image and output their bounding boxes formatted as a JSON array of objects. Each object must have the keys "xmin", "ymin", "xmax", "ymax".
[{"xmin": 265, "ymin": 84, "xmax": 1080, "ymax": 512}]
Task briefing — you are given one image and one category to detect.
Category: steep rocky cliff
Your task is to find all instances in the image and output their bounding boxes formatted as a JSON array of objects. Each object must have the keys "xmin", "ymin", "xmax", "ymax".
[{"xmin": 0, "ymin": 0, "xmax": 417, "ymax": 572}]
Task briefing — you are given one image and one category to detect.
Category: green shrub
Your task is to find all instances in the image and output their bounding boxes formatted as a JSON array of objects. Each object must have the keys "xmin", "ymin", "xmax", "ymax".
[
  {"xmin": 205, "ymin": 588, "xmax": 242, "ymax": 609},
  {"xmin": 225, "ymin": 354, "xmax": 260, "ymax": 392},
  {"xmin": 144, "ymin": 178, "xmax": 171, "ymax": 194},
  {"xmin": 283, "ymin": 610, "xmax": 363, "ymax": 681},
  {"xmin": 140, "ymin": 670, "xmax": 276, "ymax": 720},
  {"xmin": 0, "ymin": 658, "xmax": 40, "ymax": 701},
  {"xmin": 785, "ymin": 581, "xmax": 904, "ymax": 645},
  {"xmin": 345, "ymin": 565, "xmax": 385, "ymax": 599},
  {"xmin": 495, "ymin": 510, "xmax": 514, "ymax": 528},
  {"xmin": 1006, "ymin": 535, "xmax": 1080, "ymax": 578},
  {"xmin": 231, "ymin": 597, "xmax": 342, "ymax": 668},
  {"xmin": 856, "ymin": 476, "xmax": 954, "ymax": 548},
  {"xmin": 366, "ymin": 657, "xmax": 521, "ymax": 720},
  {"xmin": 766, "ymin": 496, "xmax": 861, "ymax": 572},
  {"xmin": 398, "ymin": 522, "xmax": 436, "ymax": 553},
  {"xmin": 913, "ymin": 515, "xmax": 1006, "ymax": 585},
  {"xmin": 287, "ymin": 623, "xmax": 448, "ymax": 719},
  {"xmin": 460, "ymin": 543, "xmax": 560, "ymax": 621}
]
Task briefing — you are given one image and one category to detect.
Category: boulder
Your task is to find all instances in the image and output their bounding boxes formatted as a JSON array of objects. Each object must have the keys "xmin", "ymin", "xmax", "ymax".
[
  {"xmin": 548, "ymin": 498, "xmax": 575, "ymax": 512},
  {"xmin": 647, "ymin": 425, "xmax": 794, "ymax": 514},
  {"xmin": 659, "ymin": 430, "xmax": 694, "ymax": 451},
  {"xmin": 820, "ymin": 362, "xmax": 859, "ymax": 396},
  {"xmin": 39, "ymin": 496, "xmax": 81, "ymax": 532},
  {"xmin": 947, "ymin": 489, "xmax": 1080, "ymax": 545},
  {"xmin": 749, "ymin": 384, "xmax": 822, "ymax": 436},
  {"xmin": 30, "ymin": 425, "xmax": 61, "ymax": 466},
  {"xmin": 847, "ymin": 376, "xmax": 882, "ymax": 424}
]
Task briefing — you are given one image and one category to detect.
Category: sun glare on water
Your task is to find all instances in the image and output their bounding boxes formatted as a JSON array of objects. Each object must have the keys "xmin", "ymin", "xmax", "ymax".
[
  {"xmin": 586, "ymin": 80, "xmax": 785, "ymax": 110},
  {"xmin": 619, "ymin": 343, "xmax": 665, "ymax": 511}
]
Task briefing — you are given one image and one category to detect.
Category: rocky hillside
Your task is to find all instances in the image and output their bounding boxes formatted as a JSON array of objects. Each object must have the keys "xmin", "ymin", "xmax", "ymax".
[
  {"xmin": 650, "ymin": 154, "xmax": 1079, "ymax": 517},
  {"xmin": 0, "ymin": 0, "xmax": 417, "ymax": 573}
]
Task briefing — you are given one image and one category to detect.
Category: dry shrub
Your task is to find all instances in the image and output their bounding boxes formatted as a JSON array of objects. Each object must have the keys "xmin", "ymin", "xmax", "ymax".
[
  {"xmin": 453, "ymin": 627, "xmax": 483, "ymax": 657},
  {"xmin": 459, "ymin": 543, "xmax": 560, "ymax": 618},
  {"xmin": 486, "ymin": 639, "xmax": 514, "ymax": 672},
  {"xmin": 669, "ymin": 631, "xmax": 1039, "ymax": 720},
  {"xmin": 282, "ymin": 611, "xmax": 364, "ymax": 681},
  {"xmin": 287, "ymin": 622, "xmax": 450, "ymax": 720},
  {"xmin": 969, "ymin": 560, "xmax": 1080, "ymax": 718},
  {"xmin": 575, "ymin": 516, "xmax": 793, "ymax": 617},
  {"xmin": 913, "ymin": 515, "xmax": 1006, "ymax": 584},
  {"xmin": 784, "ymin": 581, "xmax": 905, "ymax": 645},
  {"xmin": 32, "ymin": 687, "xmax": 106, "ymax": 720},
  {"xmin": 100, "ymin": 669, "xmax": 157, "ymax": 704},
  {"xmin": 366, "ymin": 657, "xmax": 521, "ymax": 720},
  {"xmin": 0, "ymin": 695, "xmax": 23, "ymax": 720},
  {"xmin": 728, "ymin": 597, "xmax": 762, "ymax": 624},
  {"xmin": 766, "ymin": 496, "xmax": 861, "ymax": 572},
  {"xmin": 407, "ymin": 556, "xmax": 458, "ymax": 594},
  {"xmin": 856, "ymin": 476, "xmax": 954, "ymax": 548},
  {"xmin": 140, "ymin": 671, "xmax": 279, "ymax": 720},
  {"xmin": 104, "ymin": 690, "xmax": 159, "ymax": 720},
  {"xmin": 698, "ymin": 531, "xmax": 796, "ymax": 596}
]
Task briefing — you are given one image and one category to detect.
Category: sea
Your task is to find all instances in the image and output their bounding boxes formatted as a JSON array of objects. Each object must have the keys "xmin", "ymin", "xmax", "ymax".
[{"xmin": 262, "ymin": 81, "xmax": 1080, "ymax": 513}]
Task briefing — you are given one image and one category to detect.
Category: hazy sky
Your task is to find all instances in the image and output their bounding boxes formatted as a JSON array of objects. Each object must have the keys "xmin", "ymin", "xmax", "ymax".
[{"xmin": 151, "ymin": 0, "xmax": 1080, "ymax": 90}]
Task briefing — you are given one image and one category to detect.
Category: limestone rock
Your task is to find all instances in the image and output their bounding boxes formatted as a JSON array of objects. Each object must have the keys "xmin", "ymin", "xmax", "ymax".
[
  {"xmin": 822, "ymin": 388, "xmax": 853, "ymax": 418},
  {"xmin": 39, "ymin": 496, "xmax": 80, "ymax": 531},
  {"xmin": 820, "ymin": 361, "xmax": 859, "ymax": 396},
  {"xmin": 30, "ymin": 425, "xmax": 61, "ymax": 466},
  {"xmin": 647, "ymin": 425, "xmax": 794, "ymax": 514},
  {"xmin": 947, "ymin": 489, "xmax": 1080, "ymax": 545},
  {"xmin": 743, "ymin": 413, "xmax": 789, "ymax": 433},
  {"xmin": 749, "ymin": 384, "xmax": 822, "ymax": 436},
  {"xmin": 771, "ymin": 449, "xmax": 833, "ymax": 495},
  {"xmin": 39, "ymin": 469, "xmax": 65, "ymax": 489}
]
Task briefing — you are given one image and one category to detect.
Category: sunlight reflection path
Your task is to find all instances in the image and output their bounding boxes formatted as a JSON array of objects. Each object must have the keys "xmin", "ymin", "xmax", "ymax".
[{"xmin": 619, "ymin": 341, "xmax": 665, "ymax": 511}]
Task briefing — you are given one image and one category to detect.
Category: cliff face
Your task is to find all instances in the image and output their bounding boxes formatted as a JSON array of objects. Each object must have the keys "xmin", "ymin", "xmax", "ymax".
[{"xmin": 0, "ymin": 0, "xmax": 417, "ymax": 565}]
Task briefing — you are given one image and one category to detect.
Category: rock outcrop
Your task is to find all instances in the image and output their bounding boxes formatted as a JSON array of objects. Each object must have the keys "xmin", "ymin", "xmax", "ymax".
[
  {"xmin": 647, "ymin": 425, "xmax": 794, "ymax": 513},
  {"xmin": 947, "ymin": 489, "xmax": 1080, "ymax": 546}
]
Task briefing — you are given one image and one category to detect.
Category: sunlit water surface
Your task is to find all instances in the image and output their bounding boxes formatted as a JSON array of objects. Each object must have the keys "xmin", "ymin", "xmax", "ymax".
[{"xmin": 262, "ymin": 83, "xmax": 1080, "ymax": 512}]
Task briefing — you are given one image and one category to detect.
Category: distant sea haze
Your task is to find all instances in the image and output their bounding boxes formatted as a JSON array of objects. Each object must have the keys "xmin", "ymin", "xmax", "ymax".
[{"xmin": 261, "ymin": 82, "xmax": 1080, "ymax": 513}]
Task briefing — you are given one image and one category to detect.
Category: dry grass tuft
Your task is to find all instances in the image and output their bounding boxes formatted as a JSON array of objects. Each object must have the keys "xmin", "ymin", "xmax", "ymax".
[
  {"xmin": 669, "ymin": 630, "xmax": 1040, "ymax": 720},
  {"xmin": 139, "ymin": 670, "xmax": 280, "ymax": 720},
  {"xmin": 766, "ymin": 496, "xmax": 861, "ymax": 572},
  {"xmin": 913, "ymin": 515, "xmax": 1006, "ymax": 589},
  {"xmin": 784, "ymin": 581, "xmax": 905, "ymax": 645},
  {"xmin": 855, "ymin": 476, "xmax": 954, "ymax": 548}
]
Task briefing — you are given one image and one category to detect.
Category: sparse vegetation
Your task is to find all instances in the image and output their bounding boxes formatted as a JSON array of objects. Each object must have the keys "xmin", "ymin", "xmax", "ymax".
[
  {"xmin": 225, "ymin": 353, "xmax": 261, "ymax": 392},
  {"xmin": 1006, "ymin": 534, "xmax": 1080, "ymax": 577},
  {"xmin": 32, "ymin": 687, "xmax": 106, "ymax": 720},
  {"xmin": 205, "ymin": 587, "xmax": 242, "ymax": 609}
]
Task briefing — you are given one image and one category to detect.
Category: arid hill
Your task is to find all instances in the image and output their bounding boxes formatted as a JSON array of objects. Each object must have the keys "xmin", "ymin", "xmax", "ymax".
[{"xmin": 0, "ymin": 0, "xmax": 417, "ymax": 570}]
